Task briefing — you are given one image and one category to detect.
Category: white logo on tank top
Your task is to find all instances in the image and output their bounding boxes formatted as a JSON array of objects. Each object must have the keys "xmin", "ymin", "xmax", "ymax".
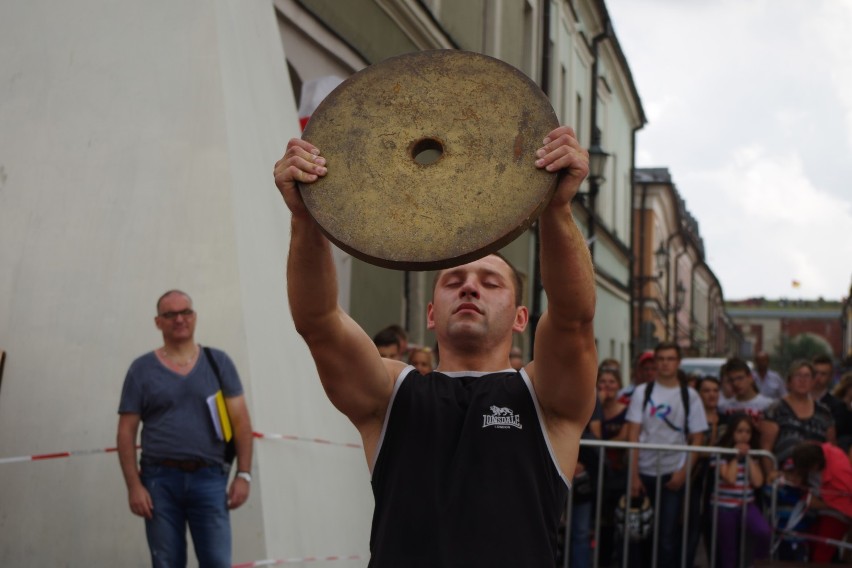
[{"xmin": 482, "ymin": 405, "xmax": 522, "ymax": 429}]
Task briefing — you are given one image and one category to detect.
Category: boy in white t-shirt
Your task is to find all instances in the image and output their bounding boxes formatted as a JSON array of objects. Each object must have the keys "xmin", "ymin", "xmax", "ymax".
[
  {"xmin": 718, "ymin": 357, "xmax": 774, "ymax": 423},
  {"xmin": 626, "ymin": 342, "xmax": 708, "ymax": 567}
]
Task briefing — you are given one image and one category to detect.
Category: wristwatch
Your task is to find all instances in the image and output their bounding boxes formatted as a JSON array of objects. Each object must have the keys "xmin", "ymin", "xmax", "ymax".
[{"xmin": 236, "ymin": 471, "xmax": 252, "ymax": 483}]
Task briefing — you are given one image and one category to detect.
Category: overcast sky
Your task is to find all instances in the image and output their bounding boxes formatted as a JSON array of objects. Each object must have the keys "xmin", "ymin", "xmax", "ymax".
[{"xmin": 605, "ymin": 0, "xmax": 852, "ymax": 301}]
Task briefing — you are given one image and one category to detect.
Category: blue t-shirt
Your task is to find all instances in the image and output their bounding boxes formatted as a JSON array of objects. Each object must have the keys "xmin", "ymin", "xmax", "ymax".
[{"xmin": 118, "ymin": 347, "xmax": 243, "ymax": 466}]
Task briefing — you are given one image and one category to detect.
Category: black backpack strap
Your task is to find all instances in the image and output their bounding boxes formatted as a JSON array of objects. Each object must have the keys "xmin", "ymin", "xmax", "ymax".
[
  {"xmin": 644, "ymin": 380, "xmax": 691, "ymax": 435},
  {"xmin": 642, "ymin": 381, "xmax": 654, "ymax": 412},
  {"xmin": 680, "ymin": 383, "xmax": 690, "ymax": 436},
  {"xmin": 202, "ymin": 346, "xmax": 236, "ymax": 464},
  {"xmin": 203, "ymin": 346, "xmax": 224, "ymax": 388}
]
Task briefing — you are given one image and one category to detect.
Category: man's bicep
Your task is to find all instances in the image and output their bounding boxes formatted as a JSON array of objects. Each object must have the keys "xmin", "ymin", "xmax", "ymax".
[
  {"xmin": 529, "ymin": 314, "xmax": 597, "ymax": 422},
  {"xmin": 117, "ymin": 413, "xmax": 141, "ymax": 442},
  {"xmin": 224, "ymin": 395, "xmax": 251, "ymax": 427},
  {"xmin": 305, "ymin": 311, "xmax": 399, "ymax": 427}
]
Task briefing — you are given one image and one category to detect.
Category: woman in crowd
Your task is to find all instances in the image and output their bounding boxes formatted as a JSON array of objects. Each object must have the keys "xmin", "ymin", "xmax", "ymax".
[
  {"xmin": 699, "ymin": 376, "xmax": 728, "ymax": 446},
  {"xmin": 596, "ymin": 366, "xmax": 628, "ymax": 566},
  {"xmin": 407, "ymin": 346, "xmax": 434, "ymax": 375},
  {"xmin": 686, "ymin": 376, "xmax": 729, "ymax": 566},
  {"xmin": 599, "ymin": 367, "xmax": 629, "ymax": 444},
  {"xmin": 760, "ymin": 359, "xmax": 836, "ymax": 477},
  {"xmin": 760, "ymin": 360, "xmax": 836, "ymax": 561}
]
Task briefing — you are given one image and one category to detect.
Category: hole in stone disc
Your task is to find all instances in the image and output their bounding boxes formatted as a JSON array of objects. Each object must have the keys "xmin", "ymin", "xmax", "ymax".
[{"xmin": 411, "ymin": 138, "xmax": 444, "ymax": 165}]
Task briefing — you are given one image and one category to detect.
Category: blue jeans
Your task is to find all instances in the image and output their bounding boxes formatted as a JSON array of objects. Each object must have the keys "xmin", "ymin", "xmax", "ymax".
[
  {"xmin": 638, "ymin": 473, "xmax": 683, "ymax": 568},
  {"xmin": 141, "ymin": 463, "xmax": 231, "ymax": 568},
  {"xmin": 571, "ymin": 499, "xmax": 593, "ymax": 568}
]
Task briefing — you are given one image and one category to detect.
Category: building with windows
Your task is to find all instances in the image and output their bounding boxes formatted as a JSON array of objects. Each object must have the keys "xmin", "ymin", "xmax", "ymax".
[
  {"xmin": 632, "ymin": 168, "xmax": 741, "ymax": 358},
  {"xmin": 727, "ymin": 297, "xmax": 844, "ymax": 361},
  {"xmin": 282, "ymin": 0, "xmax": 645, "ymax": 376}
]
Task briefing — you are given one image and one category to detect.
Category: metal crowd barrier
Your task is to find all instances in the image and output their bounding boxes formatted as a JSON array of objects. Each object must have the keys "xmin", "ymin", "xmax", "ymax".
[{"xmin": 562, "ymin": 439, "xmax": 779, "ymax": 568}]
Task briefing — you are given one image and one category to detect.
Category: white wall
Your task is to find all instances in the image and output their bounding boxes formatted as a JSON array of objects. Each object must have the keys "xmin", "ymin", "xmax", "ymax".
[{"xmin": 0, "ymin": 1, "xmax": 371, "ymax": 565}]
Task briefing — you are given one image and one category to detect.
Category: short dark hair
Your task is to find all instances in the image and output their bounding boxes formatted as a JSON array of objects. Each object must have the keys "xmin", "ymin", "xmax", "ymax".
[
  {"xmin": 696, "ymin": 376, "xmax": 720, "ymax": 391},
  {"xmin": 432, "ymin": 252, "xmax": 524, "ymax": 306},
  {"xmin": 654, "ymin": 341, "xmax": 681, "ymax": 360},
  {"xmin": 384, "ymin": 324, "xmax": 408, "ymax": 342},
  {"xmin": 791, "ymin": 442, "xmax": 826, "ymax": 480},
  {"xmin": 812, "ymin": 354, "xmax": 833, "ymax": 367},
  {"xmin": 156, "ymin": 290, "xmax": 192, "ymax": 313},
  {"xmin": 725, "ymin": 357, "xmax": 751, "ymax": 376},
  {"xmin": 373, "ymin": 328, "xmax": 400, "ymax": 348}
]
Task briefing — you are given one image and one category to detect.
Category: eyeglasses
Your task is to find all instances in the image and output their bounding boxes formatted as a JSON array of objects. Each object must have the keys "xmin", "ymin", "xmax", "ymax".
[{"xmin": 158, "ymin": 309, "xmax": 195, "ymax": 320}]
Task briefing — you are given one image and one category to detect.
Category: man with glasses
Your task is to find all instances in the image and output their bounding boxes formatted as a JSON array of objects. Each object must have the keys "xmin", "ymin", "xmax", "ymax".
[
  {"xmin": 626, "ymin": 341, "xmax": 708, "ymax": 568},
  {"xmin": 116, "ymin": 290, "xmax": 253, "ymax": 567},
  {"xmin": 719, "ymin": 357, "xmax": 774, "ymax": 422}
]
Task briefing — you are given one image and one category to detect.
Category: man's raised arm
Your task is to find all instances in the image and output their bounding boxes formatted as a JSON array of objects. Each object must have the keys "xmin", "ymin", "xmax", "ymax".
[
  {"xmin": 528, "ymin": 126, "xmax": 598, "ymax": 427},
  {"xmin": 274, "ymin": 139, "xmax": 403, "ymax": 451}
]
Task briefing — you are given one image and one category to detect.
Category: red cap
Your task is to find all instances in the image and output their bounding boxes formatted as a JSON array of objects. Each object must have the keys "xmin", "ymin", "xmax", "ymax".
[{"xmin": 638, "ymin": 351, "xmax": 655, "ymax": 365}]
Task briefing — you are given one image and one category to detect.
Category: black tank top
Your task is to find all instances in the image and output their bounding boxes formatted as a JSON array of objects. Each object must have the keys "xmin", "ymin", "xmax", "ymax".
[{"xmin": 368, "ymin": 367, "xmax": 569, "ymax": 567}]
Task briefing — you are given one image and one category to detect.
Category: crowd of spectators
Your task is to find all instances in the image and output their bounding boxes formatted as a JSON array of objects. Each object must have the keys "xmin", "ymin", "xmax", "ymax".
[
  {"xmin": 588, "ymin": 346, "xmax": 852, "ymax": 566},
  {"xmin": 371, "ymin": 322, "xmax": 852, "ymax": 565}
]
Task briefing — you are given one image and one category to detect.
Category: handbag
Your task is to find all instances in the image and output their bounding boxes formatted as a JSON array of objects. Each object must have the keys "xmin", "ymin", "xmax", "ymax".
[{"xmin": 203, "ymin": 347, "xmax": 237, "ymax": 464}]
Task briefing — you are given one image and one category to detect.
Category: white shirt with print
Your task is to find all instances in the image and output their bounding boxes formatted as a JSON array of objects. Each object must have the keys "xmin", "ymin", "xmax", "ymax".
[
  {"xmin": 719, "ymin": 393, "xmax": 774, "ymax": 421},
  {"xmin": 626, "ymin": 382, "xmax": 709, "ymax": 476}
]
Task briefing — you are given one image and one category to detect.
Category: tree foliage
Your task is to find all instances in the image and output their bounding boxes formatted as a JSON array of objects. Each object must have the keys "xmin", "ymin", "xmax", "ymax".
[{"xmin": 772, "ymin": 332, "xmax": 833, "ymax": 375}]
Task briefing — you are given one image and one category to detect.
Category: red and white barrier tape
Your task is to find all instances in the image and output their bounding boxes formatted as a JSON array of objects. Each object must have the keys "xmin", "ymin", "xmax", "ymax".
[
  {"xmin": 0, "ymin": 445, "xmax": 134, "ymax": 465},
  {"xmin": 253, "ymin": 431, "xmax": 362, "ymax": 450},
  {"xmin": 233, "ymin": 554, "xmax": 362, "ymax": 567},
  {"xmin": 0, "ymin": 431, "xmax": 361, "ymax": 465}
]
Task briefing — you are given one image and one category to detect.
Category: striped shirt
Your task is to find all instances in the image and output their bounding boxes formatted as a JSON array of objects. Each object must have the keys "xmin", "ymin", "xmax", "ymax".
[{"xmin": 713, "ymin": 457, "xmax": 754, "ymax": 508}]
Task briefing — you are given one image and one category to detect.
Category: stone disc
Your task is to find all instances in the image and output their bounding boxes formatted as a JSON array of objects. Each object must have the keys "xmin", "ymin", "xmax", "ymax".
[{"xmin": 299, "ymin": 49, "xmax": 559, "ymax": 270}]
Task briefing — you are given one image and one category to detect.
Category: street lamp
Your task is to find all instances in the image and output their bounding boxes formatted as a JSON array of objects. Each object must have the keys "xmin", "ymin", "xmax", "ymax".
[
  {"xmin": 675, "ymin": 280, "xmax": 686, "ymax": 311},
  {"xmin": 574, "ymin": 127, "xmax": 609, "ymax": 204},
  {"xmin": 588, "ymin": 137, "xmax": 610, "ymax": 186},
  {"xmin": 654, "ymin": 242, "xmax": 668, "ymax": 278}
]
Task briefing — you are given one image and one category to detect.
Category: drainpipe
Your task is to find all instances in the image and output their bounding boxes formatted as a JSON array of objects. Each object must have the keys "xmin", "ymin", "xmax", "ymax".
[
  {"xmin": 587, "ymin": 24, "xmax": 612, "ymax": 257},
  {"xmin": 630, "ymin": 126, "xmax": 643, "ymax": 361},
  {"xmin": 672, "ymin": 244, "xmax": 688, "ymax": 344},
  {"xmin": 663, "ymin": 232, "xmax": 679, "ymax": 340},
  {"xmin": 634, "ymin": 180, "xmax": 649, "ymax": 356},
  {"xmin": 689, "ymin": 261, "xmax": 700, "ymax": 354},
  {"xmin": 530, "ymin": 0, "xmax": 552, "ymax": 351}
]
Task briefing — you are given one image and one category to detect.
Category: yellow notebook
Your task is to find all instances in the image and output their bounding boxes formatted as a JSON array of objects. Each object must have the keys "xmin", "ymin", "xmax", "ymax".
[{"xmin": 206, "ymin": 390, "xmax": 233, "ymax": 442}]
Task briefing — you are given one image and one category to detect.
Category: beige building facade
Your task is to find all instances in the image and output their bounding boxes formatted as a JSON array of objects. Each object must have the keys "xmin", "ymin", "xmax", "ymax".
[{"xmin": 632, "ymin": 168, "xmax": 741, "ymax": 357}]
